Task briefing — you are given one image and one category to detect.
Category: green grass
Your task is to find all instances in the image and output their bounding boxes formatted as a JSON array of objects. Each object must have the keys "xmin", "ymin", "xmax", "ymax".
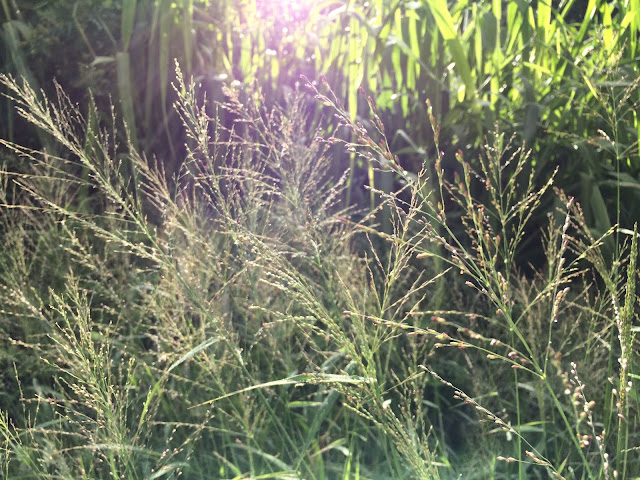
[
  {"xmin": 0, "ymin": 58, "xmax": 639, "ymax": 480},
  {"xmin": 6, "ymin": 0, "xmax": 640, "ymax": 233}
]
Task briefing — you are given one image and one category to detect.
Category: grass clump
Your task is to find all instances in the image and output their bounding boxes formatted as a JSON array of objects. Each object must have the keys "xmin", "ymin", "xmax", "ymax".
[{"xmin": 0, "ymin": 68, "xmax": 638, "ymax": 479}]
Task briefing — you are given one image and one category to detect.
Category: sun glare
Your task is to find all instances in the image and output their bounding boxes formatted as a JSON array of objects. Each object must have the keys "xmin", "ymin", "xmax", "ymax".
[{"xmin": 255, "ymin": 0, "xmax": 312, "ymax": 22}]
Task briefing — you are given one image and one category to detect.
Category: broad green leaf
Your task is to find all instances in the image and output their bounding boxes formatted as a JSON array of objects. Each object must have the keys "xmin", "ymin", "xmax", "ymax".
[
  {"xmin": 425, "ymin": 0, "xmax": 475, "ymax": 99},
  {"xmin": 576, "ymin": 0, "xmax": 597, "ymax": 45},
  {"xmin": 482, "ymin": 9, "xmax": 497, "ymax": 52},
  {"xmin": 602, "ymin": 2, "xmax": 614, "ymax": 51},
  {"xmin": 620, "ymin": 9, "xmax": 638, "ymax": 29},
  {"xmin": 536, "ymin": 0, "xmax": 551, "ymax": 44}
]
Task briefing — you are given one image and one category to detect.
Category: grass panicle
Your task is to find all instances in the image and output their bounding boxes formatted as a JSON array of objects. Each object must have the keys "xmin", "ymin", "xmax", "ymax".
[{"xmin": 0, "ymin": 65, "xmax": 638, "ymax": 479}]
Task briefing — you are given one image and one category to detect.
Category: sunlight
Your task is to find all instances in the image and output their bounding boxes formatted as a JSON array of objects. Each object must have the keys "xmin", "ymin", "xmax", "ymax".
[
  {"xmin": 236, "ymin": 0, "xmax": 319, "ymax": 71},
  {"xmin": 254, "ymin": 0, "xmax": 311, "ymax": 23}
]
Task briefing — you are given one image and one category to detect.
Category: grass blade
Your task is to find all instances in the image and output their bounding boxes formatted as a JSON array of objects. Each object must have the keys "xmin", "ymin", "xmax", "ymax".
[
  {"xmin": 425, "ymin": 0, "xmax": 475, "ymax": 100},
  {"xmin": 121, "ymin": 0, "xmax": 137, "ymax": 51},
  {"xmin": 193, "ymin": 373, "xmax": 372, "ymax": 408}
]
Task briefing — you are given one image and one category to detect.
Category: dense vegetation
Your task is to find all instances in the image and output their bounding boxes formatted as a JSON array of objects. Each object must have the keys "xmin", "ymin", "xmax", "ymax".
[{"xmin": 1, "ymin": 0, "xmax": 639, "ymax": 478}]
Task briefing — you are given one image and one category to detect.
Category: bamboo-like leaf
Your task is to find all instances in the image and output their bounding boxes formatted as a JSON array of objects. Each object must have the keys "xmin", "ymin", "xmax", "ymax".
[
  {"xmin": 347, "ymin": 16, "xmax": 362, "ymax": 121},
  {"xmin": 505, "ymin": 2, "xmax": 522, "ymax": 56},
  {"xmin": 575, "ymin": 0, "xmax": 597, "ymax": 45},
  {"xmin": 137, "ymin": 364, "xmax": 163, "ymax": 435},
  {"xmin": 90, "ymin": 56, "xmax": 115, "ymax": 66},
  {"xmin": 473, "ymin": 4, "xmax": 482, "ymax": 78},
  {"xmin": 602, "ymin": 2, "xmax": 614, "ymax": 52},
  {"xmin": 182, "ymin": 0, "xmax": 194, "ymax": 73},
  {"xmin": 121, "ymin": 0, "xmax": 137, "ymax": 51},
  {"xmin": 536, "ymin": 0, "xmax": 551, "ymax": 45},
  {"xmin": 116, "ymin": 51, "xmax": 138, "ymax": 150},
  {"xmin": 137, "ymin": 337, "xmax": 220, "ymax": 434},
  {"xmin": 193, "ymin": 372, "xmax": 372, "ymax": 408},
  {"xmin": 589, "ymin": 183, "xmax": 615, "ymax": 255},
  {"xmin": 167, "ymin": 337, "xmax": 220, "ymax": 373},
  {"xmin": 240, "ymin": 32, "xmax": 253, "ymax": 80},
  {"xmin": 149, "ymin": 463, "xmax": 190, "ymax": 479},
  {"xmin": 144, "ymin": 1, "xmax": 160, "ymax": 130},
  {"xmin": 158, "ymin": 0, "xmax": 171, "ymax": 108},
  {"xmin": 230, "ymin": 445, "xmax": 294, "ymax": 473},
  {"xmin": 2, "ymin": 21, "xmax": 51, "ymax": 149},
  {"xmin": 294, "ymin": 361, "xmax": 356, "ymax": 472},
  {"xmin": 629, "ymin": 0, "xmax": 639, "ymax": 57},
  {"xmin": 2, "ymin": 21, "xmax": 37, "ymax": 92},
  {"xmin": 407, "ymin": 9, "xmax": 420, "ymax": 89},
  {"xmin": 425, "ymin": 0, "xmax": 475, "ymax": 99}
]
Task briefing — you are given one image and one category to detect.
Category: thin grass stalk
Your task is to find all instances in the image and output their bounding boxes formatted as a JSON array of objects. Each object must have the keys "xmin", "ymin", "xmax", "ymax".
[{"xmin": 616, "ymin": 224, "xmax": 637, "ymax": 478}]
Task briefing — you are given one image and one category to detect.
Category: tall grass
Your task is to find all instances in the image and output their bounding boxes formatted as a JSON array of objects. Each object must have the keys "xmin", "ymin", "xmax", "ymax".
[
  {"xmin": 306, "ymin": 76, "xmax": 639, "ymax": 478},
  {"xmin": 6, "ymin": 0, "xmax": 640, "ymax": 229},
  {"xmin": 1, "ymin": 65, "xmax": 638, "ymax": 479}
]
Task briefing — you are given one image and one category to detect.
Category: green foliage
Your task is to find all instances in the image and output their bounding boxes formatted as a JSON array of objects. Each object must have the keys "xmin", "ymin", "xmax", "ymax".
[
  {"xmin": 2, "ymin": 59, "xmax": 640, "ymax": 477},
  {"xmin": 308, "ymin": 76, "xmax": 639, "ymax": 478},
  {"xmin": 2, "ymin": 0, "xmax": 640, "ymax": 478},
  {"xmin": 0, "ymin": 68, "xmax": 428, "ymax": 479},
  {"xmin": 3, "ymin": 0, "xmax": 640, "ymax": 239}
]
